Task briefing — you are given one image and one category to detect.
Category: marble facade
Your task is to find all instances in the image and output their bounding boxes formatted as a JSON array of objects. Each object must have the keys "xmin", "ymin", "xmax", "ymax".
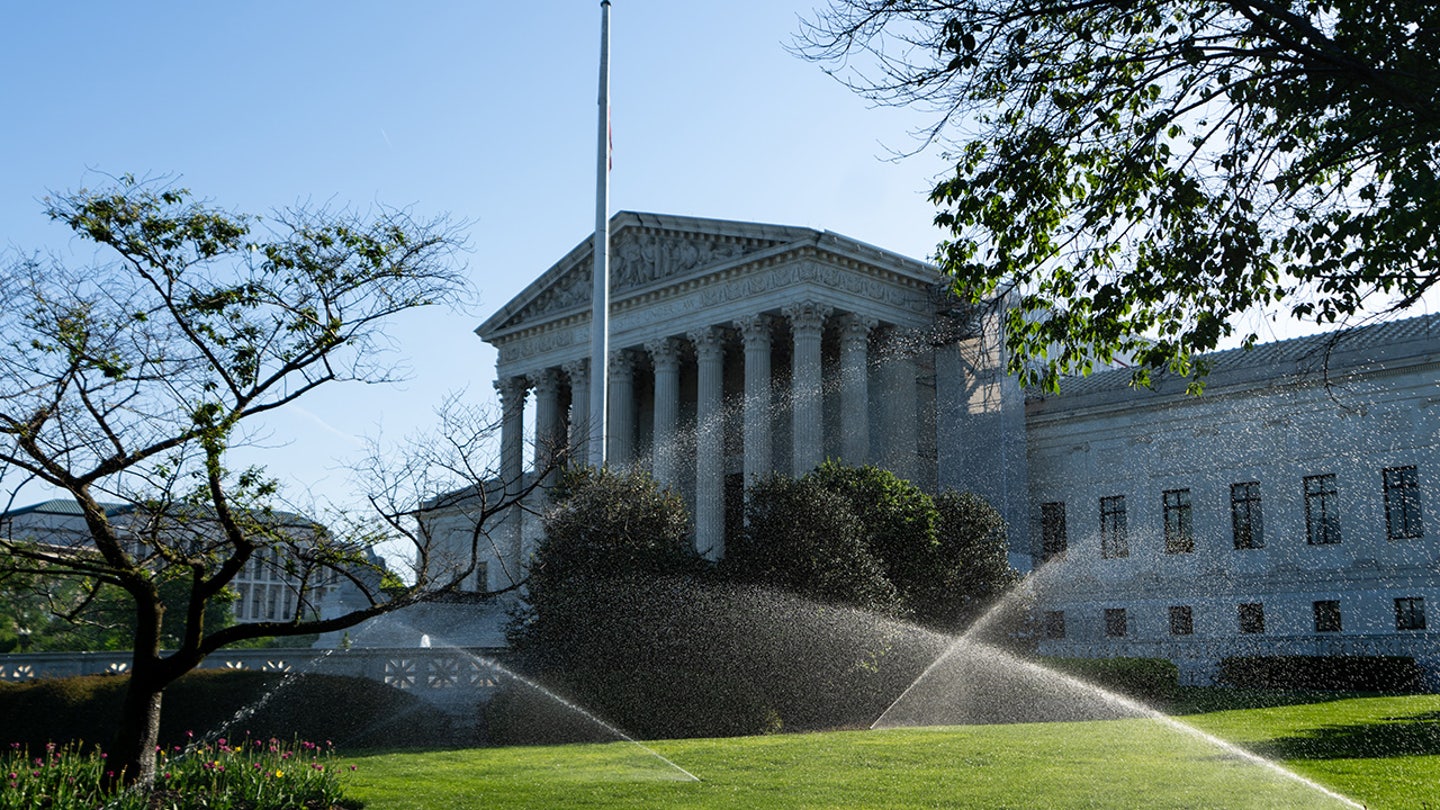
[{"xmin": 432, "ymin": 211, "xmax": 1438, "ymax": 682}]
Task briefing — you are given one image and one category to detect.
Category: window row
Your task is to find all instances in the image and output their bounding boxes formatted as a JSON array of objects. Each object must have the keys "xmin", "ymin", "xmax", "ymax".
[
  {"xmin": 1042, "ymin": 597, "xmax": 1429, "ymax": 640},
  {"xmin": 1039, "ymin": 465, "xmax": 1424, "ymax": 561}
]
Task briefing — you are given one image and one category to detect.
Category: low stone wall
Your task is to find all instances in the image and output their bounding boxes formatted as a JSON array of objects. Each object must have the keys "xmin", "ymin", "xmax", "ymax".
[{"xmin": 0, "ymin": 647, "xmax": 511, "ymax": 718}]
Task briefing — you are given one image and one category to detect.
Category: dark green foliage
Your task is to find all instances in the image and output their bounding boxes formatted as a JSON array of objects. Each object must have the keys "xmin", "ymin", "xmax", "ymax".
[
  {"xmin": 723, "ymin": 475, "xmax": 901, "ymax": 615},
  {"xmin": 1042, "ymin": 657, "xmax": 1180, "ymax": 704},
  {"xmin": 1218, "ymin": 656, "xmax": 1425, "ymax": 693},
  {"xmin": 502, "ymin": 464, "xmax": 1020, "ymax": 739},
  {"xmin": 804, "ymin": 462, "xmax": 940, "ymax": 615},
  {"xmin": 925, "ymin": 491, "xmax": 1020, "ymax": 631},
  {"xmin": 0, "ymin": 670, "xmax": 458, "ymax": 751},
  {"xmin": 0, "ymin": 570, "xmax": 236, "ymax": 653},
  {"xmin": 486, "ymin": 662, "xmax": 781, "ymax": 746},
  {"xmin": 509, "ymin": 466, "xmax": 701, "ymax": 666},
  {"xmin": 800, "ymin": 2, "xmax": 1440, "ymax": 392}
]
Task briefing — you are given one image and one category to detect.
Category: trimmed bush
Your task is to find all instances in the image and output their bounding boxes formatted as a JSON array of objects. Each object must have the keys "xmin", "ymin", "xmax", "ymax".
[
  {"xmin": 724, "ymin": 474, "xmax": 901, "ymax": 615},
  {"xmin": 927, "ymin": 491, "xmax": 1021, "ymax": 632},
  {"xmin": 1042, "ymin": 657, "xmax": 1180, "ymax": 703},
  {"xmin": 486, "ymin": 664, "xmax": 780, "ymax": 746},
  {"xmin": 805, "ymin": 462, "xmax": 940, "ymax": 608},
  {"xmin": 0, "ymin": 670, "xmax": 458, "ymax": 751},
  {"xmin": 1217, "ymin": 656, "xmax": 1425, "ymax": 692}
]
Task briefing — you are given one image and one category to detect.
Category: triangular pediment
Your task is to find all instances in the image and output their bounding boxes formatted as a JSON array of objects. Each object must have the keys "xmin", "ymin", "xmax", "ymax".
[{"xmin": 478, "ymin": 213, "xmax": 810, "ymax": 338}]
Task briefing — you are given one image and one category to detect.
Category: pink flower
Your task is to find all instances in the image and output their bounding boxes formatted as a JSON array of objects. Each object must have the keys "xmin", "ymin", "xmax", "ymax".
[{"xmin": 217, "ymin": 738, "xmax": 227, "ymax": 747}]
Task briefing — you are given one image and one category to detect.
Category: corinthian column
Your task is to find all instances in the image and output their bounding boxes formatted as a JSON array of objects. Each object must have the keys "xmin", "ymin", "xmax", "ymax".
[
  {"xmin": 495, "ymin": 376, "xmax": 528, "ymax": 586},
  {"xmin": 646, "ymin": 338, "xmax": 683, "ymax": 490},
  {"xmin": 690, "ymin": 327, "xmax": 727, "ymax": 560},
  {"xmin": 531, "ymin": 368, "xmax": 563, "ymax": 486},
  {"xmin": 785, "ymin": 301, "xmax": 831, "ymax": 475},
  {"xmin": 735, "ymin": 314, "xmax": 774, "ymax": 486},
  {"xmin": 607, "ymin": 351, "xmax": 636, "ymax": 466},
  {"xmin": 837, "ymin": 313, "xmax": 878, "ymax": 464},
  {"xmin": 879, "ymin": 328, "xmax": 919, "ymax": 482},
  {"xmin": 563, "ymin": 359, "xmax": 589, "ymax": 465}
]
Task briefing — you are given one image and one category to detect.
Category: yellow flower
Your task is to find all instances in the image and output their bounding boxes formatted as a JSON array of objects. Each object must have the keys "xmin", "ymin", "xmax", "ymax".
[{"xmin": 274, "ymin": 770, "xmax": 284, "ymax": 778}]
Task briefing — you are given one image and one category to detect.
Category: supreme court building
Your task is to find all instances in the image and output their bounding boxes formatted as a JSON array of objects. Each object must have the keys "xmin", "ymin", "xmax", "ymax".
[{"xmin": 424, "ymin": 211, "xmax": 1439, "ymax": 681}]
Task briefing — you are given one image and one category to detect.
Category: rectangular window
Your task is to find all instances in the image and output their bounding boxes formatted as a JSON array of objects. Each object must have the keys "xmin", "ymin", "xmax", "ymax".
[
  {"xmin": 474, "ymin": 561, "xmax": 489, "ymax": 592},
  {"xmin": 1384, "ymin": 466, "xmax": 1424, "ymax": 540},
  {"xmin": 1100, "ymin": 495, "xmax": 1129, "ymax": 559},
  {"xmin": 1395, "ymin": 597, "xmax": 1427, "ymax": 631},
  {"xmin": 1231, "ymin": 482, "xmax": 1264, "ymax": 549},
  {"xmin": 1169, "ymin": 605, "xmax": 1194, "ymax": 636},
  {"xmin": 1043, "ymin": 610, "xmax": 1066, "ymax": 639},
  {"xmin": 1104, "ymin": 607, "xmax": 1128, "ymax": 638},
  {"xmin": 1304, "ymin": 474, "xmax": 1342, "ymax": 545},
  {"xmin": 1313, "ymin": 600, "xmax": 1342, "ymax": 633},
  {"xmin": 1041, "ymin": 502, "xmax": 1068, "ymax": 562},
  {"xmin": 1163, "ymin": 489, "xmax": 1194, "ymax": 554},
  {"xmin": 1239, "ymin": 602, "xmax": 1266, "ymax": 634}
]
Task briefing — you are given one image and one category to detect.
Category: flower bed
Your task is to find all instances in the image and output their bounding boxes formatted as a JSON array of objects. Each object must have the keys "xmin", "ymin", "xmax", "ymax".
[{"xmin": 0, "ymin": 735, "xmax": 357, "ymax": 810}]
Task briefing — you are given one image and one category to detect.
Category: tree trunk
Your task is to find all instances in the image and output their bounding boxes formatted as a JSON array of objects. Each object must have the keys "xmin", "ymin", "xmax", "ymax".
[{"xmin": 107, "ymin": 670, "xmax": 164, "ymax": 791}]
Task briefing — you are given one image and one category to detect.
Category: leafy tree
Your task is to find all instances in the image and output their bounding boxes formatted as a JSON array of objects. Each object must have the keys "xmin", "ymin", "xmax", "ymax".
[
  {"xmin": 805, "ymin": 462, "xmax": 940, "ymax": 612},
  {"xmin": 800, "ymin": 1, "xmax": 1440, "ymax": 391},
  {"xmin": 0, "ymin": 563, "xmax": 235, "ymax": 652},
  {"xmin": 0, "ymin": 176, "xmax": 535, "ymax": 790},
  {"xmin": 723, "ymin": 474, "xmax": 901, "ymax": 615},
  {"xmin": 508, "ymin": 465, "xmax": 700, "ymax": 667},
  {"xmin": 926, "ymin": 490, "xmax": 1020, "ymax": 631}
]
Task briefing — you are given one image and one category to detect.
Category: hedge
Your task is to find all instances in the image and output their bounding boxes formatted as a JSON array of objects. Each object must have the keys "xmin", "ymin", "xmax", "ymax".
[
  {"xmin": 0, "ymin": 670, "xmax": 459, "ymax": 751},
  {"xmin": 1217, "ymin": 656, "xmax": 1424, "ymax": 692},
  {"xmin": 1040, "ymin": 657, "xmax": 1180, "ymax": 703}
]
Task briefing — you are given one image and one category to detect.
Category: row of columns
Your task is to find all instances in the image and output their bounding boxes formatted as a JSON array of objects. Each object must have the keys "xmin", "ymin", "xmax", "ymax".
[{"xmin": 494, "ymin": 303, "xmax": 893, "ymax": 563}]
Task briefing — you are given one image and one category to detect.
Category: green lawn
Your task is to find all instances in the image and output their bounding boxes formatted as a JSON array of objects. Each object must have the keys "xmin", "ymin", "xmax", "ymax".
[{"xmin": 340, "ymin": 694, "xmax": 1440, "ymax": 809}]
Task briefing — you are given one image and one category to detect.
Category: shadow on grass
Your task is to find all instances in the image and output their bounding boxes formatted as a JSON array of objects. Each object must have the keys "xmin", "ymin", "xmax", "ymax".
[{"xmin": 1251, "ymin": 710, "xmax": 1440, "ymax": 760}]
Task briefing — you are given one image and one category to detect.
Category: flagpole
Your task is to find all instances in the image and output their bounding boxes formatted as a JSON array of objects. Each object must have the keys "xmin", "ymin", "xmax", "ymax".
[{"xmin": 588, "ymin": 0, "xmax": 611, "ymax": 468}]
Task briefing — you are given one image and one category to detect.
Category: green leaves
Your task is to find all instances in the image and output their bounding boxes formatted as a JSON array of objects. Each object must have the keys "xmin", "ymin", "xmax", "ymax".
[{"xmin": 801, "ymin": 0, "xmax": 1440, "ymax": 390}]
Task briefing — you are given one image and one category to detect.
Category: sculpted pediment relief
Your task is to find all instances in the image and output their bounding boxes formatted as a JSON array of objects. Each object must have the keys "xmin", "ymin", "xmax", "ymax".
[{"xmin": 498, "ymin": 229, "xmax": 782, "ymax": 330}]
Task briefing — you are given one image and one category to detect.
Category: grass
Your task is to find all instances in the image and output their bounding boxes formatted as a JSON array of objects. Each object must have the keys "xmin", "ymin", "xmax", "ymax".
[{"xmin": 338, "ymin": 693, "xmax": 1440, "ymax": 809}]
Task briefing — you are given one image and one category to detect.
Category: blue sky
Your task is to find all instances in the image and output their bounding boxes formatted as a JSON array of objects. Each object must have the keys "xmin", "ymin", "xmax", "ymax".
[{"xmin": 1, "ymin": 2, "xmax": 955, "ymax": 509}]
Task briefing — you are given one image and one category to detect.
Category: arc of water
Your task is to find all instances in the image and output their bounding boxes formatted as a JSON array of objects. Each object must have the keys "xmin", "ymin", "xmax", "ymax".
[
  {"xmin": 871, "ymin": 567, "xmax": 1364, "ymax": 810},
  {"xmin": 423, "ymin": 639, "xmax": 701, "ymax": 783}
]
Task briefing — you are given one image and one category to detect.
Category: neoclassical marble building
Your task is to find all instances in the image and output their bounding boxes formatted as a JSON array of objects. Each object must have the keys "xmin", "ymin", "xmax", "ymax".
[
  {"xmin": 430, "ymin": 211, "xmax": 1438, "ymax": 681},
  {"xmin": 459, "ymin": 211, "xmax": 1025, "ymax": 578}
]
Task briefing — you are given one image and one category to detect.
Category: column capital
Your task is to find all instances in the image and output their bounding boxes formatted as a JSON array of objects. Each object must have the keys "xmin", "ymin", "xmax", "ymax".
[
  {"xmin": 734, "ymin": 314, "xmax": 775, "ymax": 344},
  {"xmin": 608, "ymin": 350, "xmax": 636, "ymax": 379},
  {"xmin": 528, "ymin": 367, "xmax": 561, "ymax": 396},
  {"xmin": 783, "ymin": 301, "xmax": 832, "ymax": 334},
  {"xmin": 562, "ymin": 358, "xmax": 589, "ymax": 383},
  {"xmin": 837, "ymin": 313, "xmax": 880, "ymax": 346},
  {"xmin": 645, "ymin": 337, "xmax": 684, "ymax": 369},
  {"xmin": 494, "ymin": 376, "xmax": 529, "ymax": 406},
  {"xmin": 688, "ymin": 326, "xmax": 728, "ymax": 359}
]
